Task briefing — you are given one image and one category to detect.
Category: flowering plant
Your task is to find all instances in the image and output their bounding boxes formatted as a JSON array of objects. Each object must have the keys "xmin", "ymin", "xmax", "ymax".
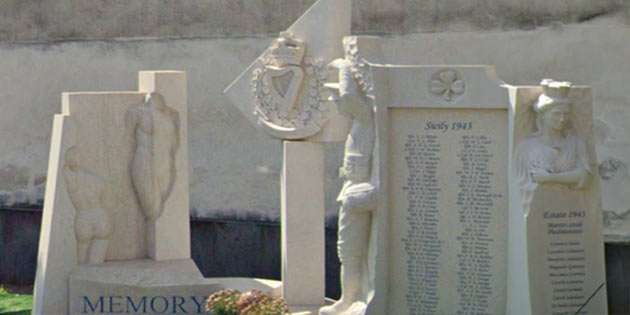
[{"xmin": 205, "ymin": 289, "xmax": 290, "ymax": 315}]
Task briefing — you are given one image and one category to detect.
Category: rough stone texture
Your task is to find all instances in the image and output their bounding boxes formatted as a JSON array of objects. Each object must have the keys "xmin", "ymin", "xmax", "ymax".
[
  {"xmin": 0, "ymin": 0, "xmax": 315, "ymax": 42},
  {"xmin": 0, "ymin": 0, "xmax": 628, "ymax": 42}
]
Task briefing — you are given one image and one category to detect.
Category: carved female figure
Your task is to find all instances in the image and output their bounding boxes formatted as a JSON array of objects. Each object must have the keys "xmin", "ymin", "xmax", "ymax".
[{"xmin": 514, "ymin": 79, "xmax": 591, "ymax": 191}]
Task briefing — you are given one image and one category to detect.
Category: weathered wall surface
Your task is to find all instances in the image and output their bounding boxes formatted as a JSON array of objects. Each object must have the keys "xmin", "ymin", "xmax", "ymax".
[
  {"xmin": 0, "ymin": 1, "xmax": 629, "ymax": 227},
  {"xmin": 1, "ymin": 24, "xmax": 630, "ymax": 225},
  {"xmin": 0, "ymin": 0, "xmax": 627, "ymax": 42},
  {"xmin": 0, "ymin": 36, "xmax": 287, "ymax": 220}
]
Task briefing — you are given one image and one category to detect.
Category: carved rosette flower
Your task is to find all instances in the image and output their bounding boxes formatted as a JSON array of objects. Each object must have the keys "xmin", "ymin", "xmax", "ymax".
[{"xmin": 430, "ymin": 69, "xmax": 465, "ymax": 102}]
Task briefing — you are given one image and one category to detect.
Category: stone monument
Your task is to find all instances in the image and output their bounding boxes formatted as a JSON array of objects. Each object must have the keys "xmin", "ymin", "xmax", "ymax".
[
  {"xmin": 226, "ymin": 2, "xmax": 609, "ymax": 313},
  {"xmin": 224, "ymin": 0, "xmax": 352, "ymax": 312},
  {"xmin": 507, "ymin": 79, "xmax": 608, "ymax": 315},
  {"xmin": 370, "ymin": 61, "xmax": 510, "ymax": 314},
  {"xmin": 335, "ymin": 37, "xmax": 608, "ymax": 315},
  {"xmin": 33, "ymin": 71, "xmax": 282, "ymax": 314}
]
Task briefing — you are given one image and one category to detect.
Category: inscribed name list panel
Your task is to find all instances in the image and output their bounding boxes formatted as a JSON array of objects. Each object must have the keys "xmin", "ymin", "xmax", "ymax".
[
  {"xmin": 387, "ymin": 108, "xmax": 508, "ymax": 315},
  {"xmin": 527, "ymin": 187, "xmax": 607, "ymax": 314}
]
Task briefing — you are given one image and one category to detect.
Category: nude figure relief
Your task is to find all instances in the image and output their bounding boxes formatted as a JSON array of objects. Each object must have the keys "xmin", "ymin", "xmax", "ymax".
[
  {"xmin": 63, "ymin": 146, "xmax": 112, "ymax": 264},
  {"xmin": 127, "ymin": 92, "xmax": 180, "ymax": 222}
]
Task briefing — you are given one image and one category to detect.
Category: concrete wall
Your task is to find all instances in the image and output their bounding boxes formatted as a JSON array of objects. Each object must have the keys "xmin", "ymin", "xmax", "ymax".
[
  {"xmin": 0, "ymin": 0, "xmax": 627, "ymax": 42},
  {"xmin": 0, "ymin": 36, "xmax": 286, "ymax": 220},
  {"xmin": 2, "ymin": 24, "xmax": 630, "ymax": 224},
  {"xmin": 0, "ymin": 2, "xmax": 629, "ymax": 227}
]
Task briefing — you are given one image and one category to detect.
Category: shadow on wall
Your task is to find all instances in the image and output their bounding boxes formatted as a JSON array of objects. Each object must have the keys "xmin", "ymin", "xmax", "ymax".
[
  {"xmin": 0, "ymin": 208, "xmax": 40, "ymax": 285},
  {"xmin": 0, "ymin": 164, "xmax": 46, "ymax": 208},
  {"xmin": 0, "ymin": 208, "xmax": 342, "ymax": 300},
  {"xmin": 5, "ymin": 207, "xmax": 630, "ymax": 310}
]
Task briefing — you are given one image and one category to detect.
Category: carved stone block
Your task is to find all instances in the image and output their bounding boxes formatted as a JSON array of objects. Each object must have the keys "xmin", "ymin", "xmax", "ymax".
[{"xmin": 33, "ymin": 71, "xmax": 193, "ymax": 314}]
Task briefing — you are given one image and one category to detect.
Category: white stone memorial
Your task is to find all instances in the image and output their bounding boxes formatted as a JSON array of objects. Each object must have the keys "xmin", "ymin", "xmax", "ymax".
[
  {"xmin": 224, "ymin": 0, "xmax": 353, "ymax": 312},
  {"xmin": 342, "ymin": 36, "xmax": 609, "ymax": 315},
  {"xmin": 222, "ymin": 0, "xmax": 611, "ymax": 311},
  {"xmin": 370, "ymin": 63, "xmax": 510, "ymax": 315},
  {"xmin": 33, "ymin": 71, "xmax": 282, "ymax": 314},
  {"xmin": 507, "ymin": 80, "xmax": 608, "ymax": 315}
]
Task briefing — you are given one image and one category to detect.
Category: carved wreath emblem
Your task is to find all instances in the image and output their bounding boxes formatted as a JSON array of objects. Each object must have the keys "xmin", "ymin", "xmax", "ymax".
[
  {"xmin": 429, "ymin": 69, "xmax": 465, "ymax": 102},
  {"xmin": 251, "ymin": 32, "xmax": 329, "ymax": 139}
]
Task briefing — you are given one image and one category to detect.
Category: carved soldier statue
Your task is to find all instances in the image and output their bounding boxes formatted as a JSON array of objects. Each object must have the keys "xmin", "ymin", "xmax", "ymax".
[{"xmin": 320, "ymin": 38, "xmax": 377, "ymax": 315}]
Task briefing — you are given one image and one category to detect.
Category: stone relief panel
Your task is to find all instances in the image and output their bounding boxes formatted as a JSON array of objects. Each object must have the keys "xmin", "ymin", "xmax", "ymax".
[
  {"xmin": 127, "ymin": 92, "xmax": 180, "ymax": 222},
  {"xmin": 63, "ymin": 145, "xmax": 112, "ymax": 265},
  {"xmin": 251, "ymin": 32, "xmax": 330, "ymax": 139},
  {"xmin": 513, "ymin": 79, "xmax": 591, "ymax": 200},
  {"xmin": 594, "ymin": 109, "xmax": 630, "ymax": 240},
  {"xmin": 510, "ymin": 80, "xmax": 607, "ymax": 315},
  {"xmin": 62, "ymin": 94, "xmax": 148, "ymax": 261}
]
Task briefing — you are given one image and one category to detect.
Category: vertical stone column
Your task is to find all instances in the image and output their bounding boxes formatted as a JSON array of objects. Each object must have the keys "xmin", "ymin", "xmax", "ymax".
[
  {"xmin": 281, "ymin": 141, "xmax": 326, "ymax": 306},
  {"xmin": 138, "ymin": 71, "xmax": 190, "ymax": 261},
  {"xmin": 223, "ymin": 0, "xmax": 351, "ymax": 309}
]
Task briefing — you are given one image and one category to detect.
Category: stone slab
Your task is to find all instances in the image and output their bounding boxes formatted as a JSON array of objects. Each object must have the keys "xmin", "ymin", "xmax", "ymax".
[
  {"xmin": 33, "ymin": 71, "xmax": 190, "ymax": 314},
  {"xmin": 281, "ymin": 141, "xmax": 325, "ymax": 306},
  {"xmin": 527, "ymin": 188, "xmax": 607, "ymax": 314},
  {"xmin": 69, "ymin": 260, "xmax": 288, "ymax": 314},
  {"xmin": 69, "ymin": 259, "xmax": 221, "ymax": 314},
  {"xmin": 507, "ymin": 85, "xmax": 607, "ymax": 315},
  {"xmin": 371, "ymin": 64, "xmax": 509, "ymax": 314}
]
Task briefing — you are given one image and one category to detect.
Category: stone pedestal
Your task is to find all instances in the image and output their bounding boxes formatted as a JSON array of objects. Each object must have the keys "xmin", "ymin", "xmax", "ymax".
[
  {"xmin": 69, "ymin": 259, "xmax": 221, "ymax": 314},
  {"xmin": 281, "ymin": 141, "xmax": 326, "ymax": 307}
]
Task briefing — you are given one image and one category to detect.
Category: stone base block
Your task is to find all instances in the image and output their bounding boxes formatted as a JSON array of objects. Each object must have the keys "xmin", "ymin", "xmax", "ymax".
[
  {"xmin": 69, "ymin": 259, "xmax": 222, "ymax": 314},
  {"xmin": 69, "ymin": 258, "xmax": 314, "ymax": 314}
]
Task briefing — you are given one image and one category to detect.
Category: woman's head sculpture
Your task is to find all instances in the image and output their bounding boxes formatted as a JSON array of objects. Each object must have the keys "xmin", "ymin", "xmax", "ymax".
[
  {"xmin": 514, "ymin": 78, "xmax": 591, "ymax": 191},
  {"xmin": 533, "ymin": 79, "xmax": 572, "ymax": 134}
]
